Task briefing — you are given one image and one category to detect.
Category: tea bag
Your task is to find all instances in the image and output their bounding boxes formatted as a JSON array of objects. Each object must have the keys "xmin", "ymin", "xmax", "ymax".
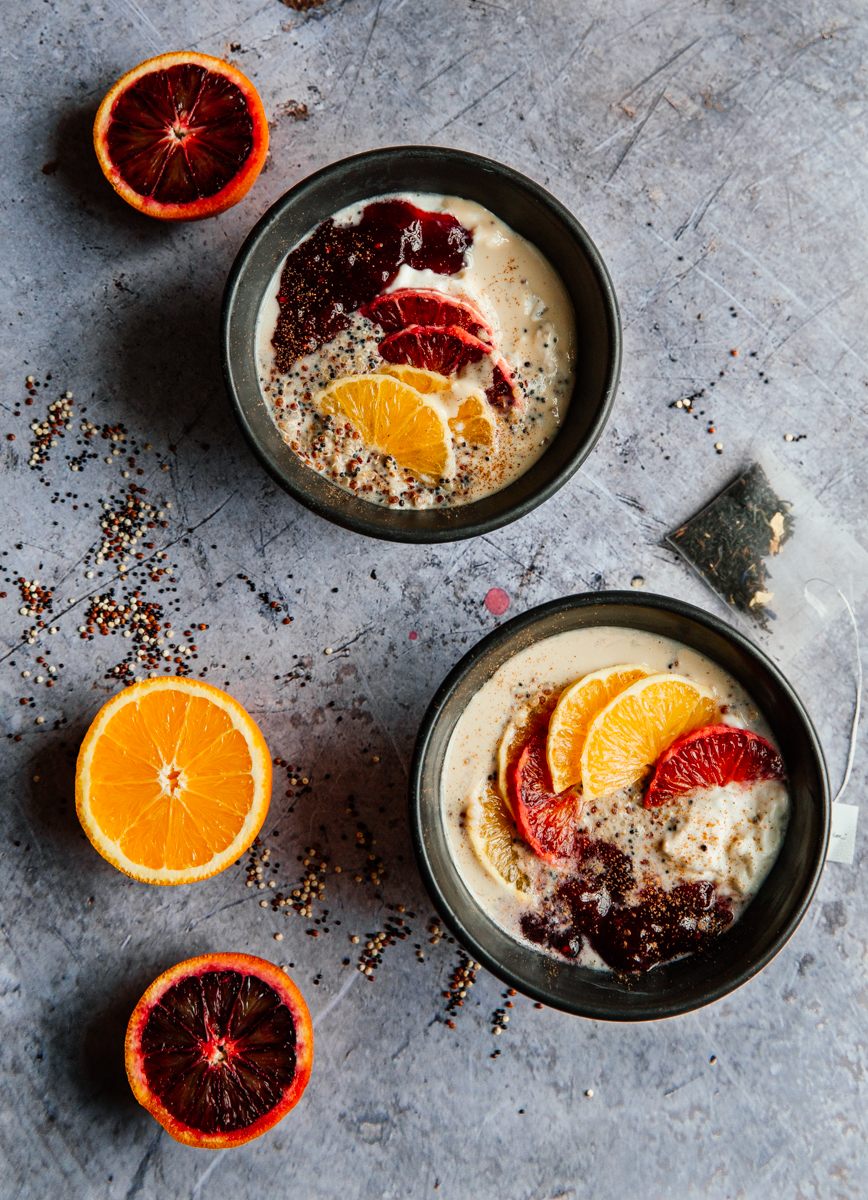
[
  {"xmin": 666, "ymin": 452, "xmax": 868, "ymax": 667},
  {"xmin": 667, "ymin": 453, "xmax": 868, "ymax": 865},
  {"xmin": 667, "ymin": 463, "xmax": 793, "ymax": 628}
]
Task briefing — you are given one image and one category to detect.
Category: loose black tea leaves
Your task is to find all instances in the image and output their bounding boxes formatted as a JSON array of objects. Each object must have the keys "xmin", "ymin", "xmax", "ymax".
[{"xmin": 667, "ymin": 463, "xmax": 795, "ymax": 626}]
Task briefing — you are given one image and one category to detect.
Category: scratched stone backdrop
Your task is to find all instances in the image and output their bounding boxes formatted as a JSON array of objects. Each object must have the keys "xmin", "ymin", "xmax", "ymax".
[{"xmin": 2, "ymin": 1, "xmax": 867, "ymax": 1197}]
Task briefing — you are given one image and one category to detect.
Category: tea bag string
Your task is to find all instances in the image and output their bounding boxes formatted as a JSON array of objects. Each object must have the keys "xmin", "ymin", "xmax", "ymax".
[{"xmin": 804, "ymin": 580, "xmax": 862, "ymax": 805}]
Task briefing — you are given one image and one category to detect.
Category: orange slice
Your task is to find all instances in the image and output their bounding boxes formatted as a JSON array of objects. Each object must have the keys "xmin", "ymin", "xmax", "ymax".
[
  {"xmin": 580, "ymin": 674, "xmax": 717, "ymax": 799},
  {"xmin": 317, "ymin": 374, "xmax": 454, "ymax": 480},
  {"xmin": 467, "ymin": 784, "xmax": 530, "ymax": 897},
  {"xmin": 449, "ymin": 388, "xmax": 496, "ymax": 447},
  {"xmin": 546, "ymin": 664, "xmax": 649, "ymax": 793},
  {"xmin": 379, "ymin": 364, "xmax": 451, "ymax": 394},
  {"xmin": 381, "ymin": 367, "xmax": 495, "ymax": 447},
  {"xmin": 76, "ymin": 677, "xmax": 271, "ymax": 885}
]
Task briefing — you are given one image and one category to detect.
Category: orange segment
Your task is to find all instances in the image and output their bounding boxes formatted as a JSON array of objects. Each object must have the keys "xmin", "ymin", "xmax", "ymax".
[
  {"xmin": 382, "ymin": 366, "xmax": 495, "ymax": 447},
  {"xmin": 546, "ymin": 664, "xmax": 649, "ymax": 793},
  {"xmin": 316, "ymin": 374, "xmax": 454, "ymax": 481},
  {"xmin": 467, "ymin": 783, "xmax": 530, "ymax": 897},
  {"xmin": 379, "ymin": 364, "xmax": 451, "ymax": 394},
  {"xmin": 448, "ymin": 388, "xmax": 495, "ymax": 447},
  {"xmin": 580, "ymin": 674, "xmax": 717, "ymax": 799},
  {"xmin": 76, "ymin": 678, "xmax": 271, "ymax": 884}
]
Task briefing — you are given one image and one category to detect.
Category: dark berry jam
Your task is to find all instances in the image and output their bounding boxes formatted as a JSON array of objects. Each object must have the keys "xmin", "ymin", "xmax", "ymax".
[
  {"xmin": 520, "ymin": 836, "xmax": 733, "ymax": 973},
  {"xmin": 272, "ymin": 199, "xmax": 472, "ymax": 373}
]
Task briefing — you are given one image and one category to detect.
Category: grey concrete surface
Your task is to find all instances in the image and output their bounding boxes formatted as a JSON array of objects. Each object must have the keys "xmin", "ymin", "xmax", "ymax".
[{"xmin": 2, "ymin": 1, "xmax": 867, "ymax": 1197}]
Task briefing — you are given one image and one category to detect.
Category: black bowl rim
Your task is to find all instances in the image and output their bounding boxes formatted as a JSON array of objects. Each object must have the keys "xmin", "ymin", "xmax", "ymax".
[
  {"xmin": 408, "ymin": 590, "xmax": 831, "ymax": 1021},
  {"xmin": 220, "ymin": 144, "xmax": 622, "ymax": 543}
]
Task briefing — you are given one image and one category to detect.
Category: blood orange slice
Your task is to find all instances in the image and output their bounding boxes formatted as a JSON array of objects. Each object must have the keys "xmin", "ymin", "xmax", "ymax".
[
  {"xmin": 93, "ymin": 52, "xmax": 268, "ymax": 220},
  {"xmin": 486, "ymin": 360, "xmax": 520, "ymax": 410},
  {"xmin": 378, "ymin": 325, "xmax": 492, "ymax": 375},
  {"xmin": 362, "ymin": 290, "xmax": 492, "ymax": 341},
  {"xmin": 509, "ymin": 729, "xmax": 584, "ymax": 863},
  {"xmin": 125, "ymin": 953, "xmax": 313, "ymax": 1148},
  {"xmin": 644, "ymin": 724, "xmax": 785, "ymax": 808}
]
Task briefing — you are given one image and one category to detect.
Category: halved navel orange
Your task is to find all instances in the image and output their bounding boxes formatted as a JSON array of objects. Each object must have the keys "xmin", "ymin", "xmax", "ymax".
[
  {"xmin": 76, "ymin": 677, "xmax": 271, "ymax": 884},
  {"xmin": 317, "ymin": 373, "xmax": 454, "ymax": 480},
  {"xmin": 580, "ymin": 674, "xmax": 717, "ymax": 799}
]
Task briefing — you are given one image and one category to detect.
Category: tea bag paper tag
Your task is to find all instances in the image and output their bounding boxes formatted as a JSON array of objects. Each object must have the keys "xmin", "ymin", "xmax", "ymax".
[{"xmin": 828, "ymin": 804, "xmax": 858, "ymax": 865}]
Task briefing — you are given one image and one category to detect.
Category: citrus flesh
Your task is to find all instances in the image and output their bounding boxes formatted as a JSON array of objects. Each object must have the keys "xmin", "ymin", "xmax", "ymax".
[
  {"xmin": 378, "ymin": 324, "xmax": 492, "ymax": 375},
  {"xmin": 467, "ymin": 784, "xmax": 530, "ymax": 896},
  {"xmin": 379, "ymin": 364, "xmax": 451, "ymax": 394},
  {"xmin": 546, "ymin": 664, "xmax": 649, "ymax": 794},
  {"xmin": 125, "ymin": 953, "xmax": 313, "ymax": 1148},
  {"xmin": 362, "ymin": 289, "xmax": 492, "ymax": 341},
  {"xmin": 497, "ymin": 696, "xmax": 559, "ymax": 818},
  {"xmin": 580, "ymin": 673, "xmax": 717, "ymax": 799},
  {"xmin": 449, "ymin": 389, "xmax": 496, "ymax": 447},
  {"xmin": 644, "ymin": 723, "xmax": 785, "ymax": 808},
  {"xmin": 317, "ymin": 373, "xmax": 454, "ymax": 480},
  {"xmin": 76, "ymin": 677, "xmax": 271, "ymax": 884},
  {"xmin": 509, "ymin": 730, "xmax": 584, "ymax": 863},
  {"xmin": 93, "ymin": 52, "xmax": 268, "ymax": 220},
  {"xmin": 379, "ymin": 367, "xmax": 495, "ymax": 446}
]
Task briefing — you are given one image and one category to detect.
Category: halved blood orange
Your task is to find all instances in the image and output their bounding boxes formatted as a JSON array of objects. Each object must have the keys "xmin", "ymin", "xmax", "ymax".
[
  {"xmin": 93, "ymin": 52, "xmax": 269, "ymax": 221},
  {"xmin": 126, "ymin": 953, "xmax": 313, "ymax": 1148},
  {"xmin": 75, "ymin": 677, "xmax": 272, "ymax": 884},
  {"xmin": 644, "ymin": 724, "xmax": 785, "ymax": 808}
]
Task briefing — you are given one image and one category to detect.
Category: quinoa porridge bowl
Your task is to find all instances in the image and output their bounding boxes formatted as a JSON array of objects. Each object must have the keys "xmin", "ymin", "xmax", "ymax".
[
  {"xmin": 255, "ymin": 192, "xmax": 576, "ymax": 511},
  {"xmin": 410, "ymin": 593, "xmax": 830, "ymax": 1020},
  {"xmin": 221, "ymin": 147, "xmax": 621, "ymax": 541}
]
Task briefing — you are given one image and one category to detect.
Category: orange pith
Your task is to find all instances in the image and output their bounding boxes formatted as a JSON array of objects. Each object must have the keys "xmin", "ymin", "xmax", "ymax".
[
  {"xmin": 125, "ymin": 953, "xmax": 313, "ymax": 1149},
  {"xmin": 93, "ymin": 52, "xmax": 269, "ymax": 221},
  {"xmin": 580, "ymin": 673, "xmax": 718, "ymax": 799},
  {"xmin": 75, "ymin": 677, "xmax": 271, "ymax": 884}
]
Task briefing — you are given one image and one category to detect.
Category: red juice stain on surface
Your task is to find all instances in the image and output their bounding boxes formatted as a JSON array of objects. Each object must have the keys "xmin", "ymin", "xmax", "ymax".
[
  {"xmin": 484, "ymin": 587, "xmax": 510, "ymax": 616},
  {"xmin": 272, "ymin": 200, "xmax": 472, "ymax": 373}
]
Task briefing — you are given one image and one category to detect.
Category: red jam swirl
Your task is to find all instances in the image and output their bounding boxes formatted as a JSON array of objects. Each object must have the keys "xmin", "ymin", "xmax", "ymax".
[
  {"xmin": 271, "ymin": 200, "xmax": 472, "ymax": 373},
  {"xmin": 520, "ymin": 836, "xmax": 733, "ymax": 973}
]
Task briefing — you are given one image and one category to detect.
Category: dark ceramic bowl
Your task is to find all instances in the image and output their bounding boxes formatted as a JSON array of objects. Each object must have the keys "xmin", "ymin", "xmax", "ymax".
[
  {"xmin": 221, "ymin": 146, "xmax": 620, "ymax": 543},
  {"xmin": 409, "ymin": 592, "xmax": 830, "ymax": 1021}
]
